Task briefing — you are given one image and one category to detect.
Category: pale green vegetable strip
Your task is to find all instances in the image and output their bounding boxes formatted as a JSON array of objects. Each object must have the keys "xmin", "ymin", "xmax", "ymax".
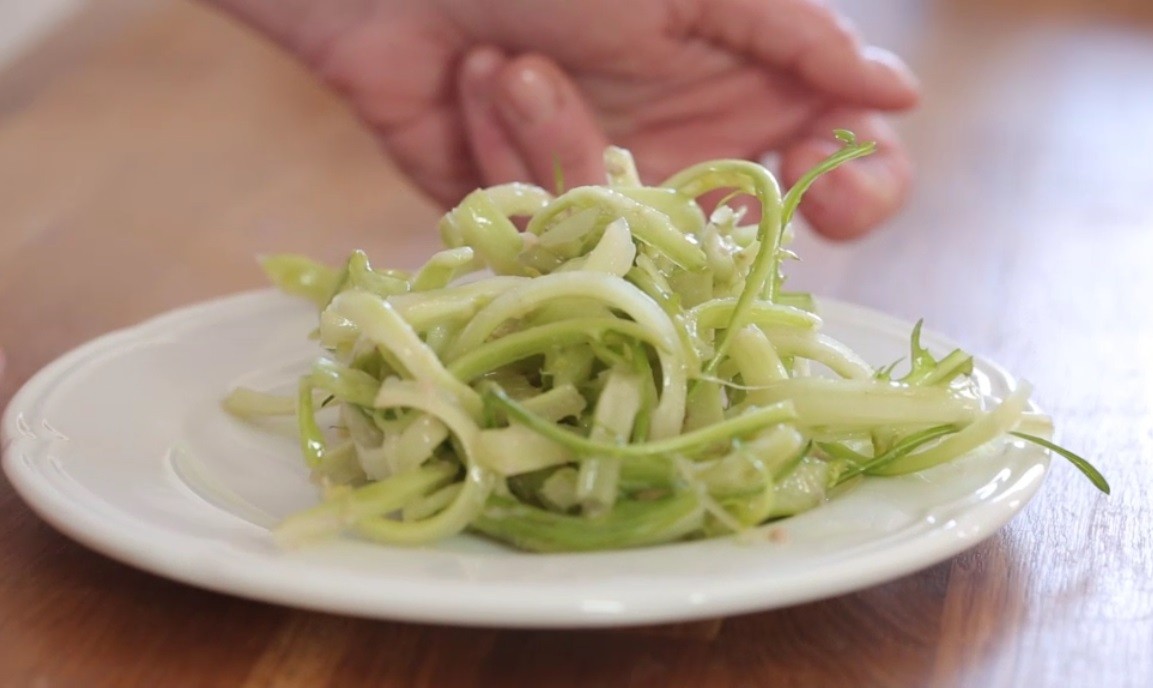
[
  {"xmin": 908, "ymin": 349, "xmax": 974, "ymax": 386},
  {"xmin": 440, "ymin": 190, "xmax": 526, "ymax": 275},
  {"xmin": 536, "ymin": 207, "xmax": 599, "ymax": 250},
  {"xmin": 872, "ymin": 383, "xmax": 1032, "ymax": 475},
  {"xmin": 447, "ymin": 317, "xmax": 661, "ymax": 382},
  {"xmin": 296, "ymin": 377, "xmax": 326, "ymax": 470},
  {"xmin": 403, "ymin": 482, "xmax": 464, "ymax": 522},
  {"xmin": 604, "ymin": 146, "xmax": 642, "ymax": 187},
  {"xmin": 765, "ymin": 329, "xmax": 874, "ymax": 380},
  {"xmin": 751, "ymin": 378, "xmax": 982, "ymax": 429},
  {"xmin": 729, "ymin": 326, "xmax": 789, "ymax": 404},
  {"xmin": 540, "ymin": 468, "xmax": 581, "ymax": 511},
  {"xmin": 314, "ymin": 439, "xmax": 366, "ymax": 485},
  {"xmin": 1010, "ymin": 431, "xmax": 1111, "ymax": 494},
  {"xmin": 662, "ymin": 160, "xmax": 782, "ymax": 371},
  {"xmin": 411, "ymin": 247, "xmax": 480, "ymax": 292},
  {"xmin": 519, "ymin": 384, "xmax": 587, "ymax": 422},
  {"xmin": 222, "ymin": 387, "xmax": 296, "ymax": 418},
  {"xmin": 690, "ymin": 298, "xmax": 821, "ymax": 331},
  {"xmin": 576, "ymin": 217, "xmax": 636, "ymax": 276},
  {"xmin": 388, "ymin": 277, "xmax": 528, "ymax": 331},
  {"xmin": 260, "ymin": 254, "xmax": 340, "ymax": 308},
  {"xmin": 310, "ymin": 358, "xmax": 378, "ymax": 407},
  {"xmin": 525, "ymin": 187, "xmax": 707, "ymax": 270},
  {"xmin": 471, "ymin": 493, "xmax": 705, "ymax": 552},
  {"xmin": 383, "ymin": 414, "xmax": 449, "ymax": 476},
  {"xmin": 476, "ymin": 426, "xmax": 574, "ymax": 475},
  {"xmin": 682, "ymin": 380, "xmax": 726, "ymax": 432},
  {"xmin": 341, "ymin": 403, "xmax": 382, "ymax": 447},
  {"xmin": 488, "ymin": 386, "xmax": 797, "ymax": 460},
  {"xmin": 481, "ymin": 182, "xmax": 553, "ymax": 216},
  {"xmin": 346, "ymin": 250, "xmax": 409, "ymax": 297},
  {"xmin": 625, "ymin": 264, "xmax": 703, "ymax": 371},
  {"xmin": 360, "ymin": 381, "xmax": 496, "ymax": 545},
  {"xmin": 769, "ymin": 456, "xmax": 830, "ymax": 518},
  {"xmin": 444, "ymin": 271, "xmax": 688, "ymax": 439},
  {"xmin": 441, "ymin": 271, "xmax": 679, "ymax": 357},
  {"xmin": 614, "ymin": 187, "xmax": 707, "ymax": 236},
  {"xmin": 697, "ymin": 425, "xmax": 805, "ymax": 498},
  {"xmin": 542, "ymin": 344, "xmax": 596, "ymax": 389},
  {"xmin": 331, "ymin": 290, "xmax": 483, "ymax": 418},
  {"xmin": 578, "ymin": 368, "xmax": 644, "ymax": 516},
  {"xmin": 827, "ymin": 424, "xmax": 960, "ymax": 484},
  {"xmin": 702, "ymin": 224, "xmax": 739, "ymax": 286},
  {"xmin": 275, "ymin": 461, "xmax": 457, "ymax": 547},
  {"xmin": 317, "ymin": 310, "xmax": 359, "ymax": 353},
  {"xmin": 674, "ymin": 456, "xmax": 745, "ymax": 534}
]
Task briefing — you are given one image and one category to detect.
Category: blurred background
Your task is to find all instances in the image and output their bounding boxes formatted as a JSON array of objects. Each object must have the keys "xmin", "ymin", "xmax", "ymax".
[{"xmin": 2, "ymin": 2, "xmax": 1151, "ymax": 683}]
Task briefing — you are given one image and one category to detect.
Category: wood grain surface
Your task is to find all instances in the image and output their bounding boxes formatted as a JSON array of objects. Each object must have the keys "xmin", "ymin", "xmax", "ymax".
[{"xmin": 1, "ymin": 1, "xmax": 1150, "ymax": 686}]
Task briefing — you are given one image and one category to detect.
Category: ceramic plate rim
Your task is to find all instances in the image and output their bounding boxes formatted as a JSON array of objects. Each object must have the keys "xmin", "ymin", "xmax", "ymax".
[{"xmin": 1, "ymin": 289, "xmax": 1049, "ymax": 628}]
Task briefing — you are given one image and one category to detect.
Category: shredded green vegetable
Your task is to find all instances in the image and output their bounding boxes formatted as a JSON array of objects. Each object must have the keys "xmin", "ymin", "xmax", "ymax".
[{"xmin": 224, "ymin": 138, "xmax": 1108, "ymax": 553}]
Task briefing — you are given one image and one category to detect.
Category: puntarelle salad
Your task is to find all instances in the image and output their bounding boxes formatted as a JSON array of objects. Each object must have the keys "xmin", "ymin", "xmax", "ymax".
[{"xmin": 224, "ymin": 132, "xmax": 1108, "ymax": 553}]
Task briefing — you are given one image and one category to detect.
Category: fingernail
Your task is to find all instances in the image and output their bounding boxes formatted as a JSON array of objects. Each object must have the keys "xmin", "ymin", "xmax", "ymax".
[
  {"xmin": 863, "ymin": 45, "xmax": 920, "ymax": 97},
  {"xmin": 499, "ymin": 64, "xmax": 559, "ymax": 125},
  {"xmin": 464, "ymin": 48, "xmax": 501, "ymax": 80},
  {"xmin": 462, "ymin": 48, "xmax": 503, "ymax": 102}
]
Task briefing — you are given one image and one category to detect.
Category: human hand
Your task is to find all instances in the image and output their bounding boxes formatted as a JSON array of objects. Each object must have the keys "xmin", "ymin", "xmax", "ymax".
[{"xmin": 207, "ymin": 0, "xmax": 918, "ymax": 238}]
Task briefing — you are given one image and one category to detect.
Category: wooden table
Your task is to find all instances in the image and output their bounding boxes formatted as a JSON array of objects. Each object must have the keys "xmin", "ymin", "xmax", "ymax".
[{"xmin": 2, "ymin": 1, "xmax": 1151, "ymax": 685}]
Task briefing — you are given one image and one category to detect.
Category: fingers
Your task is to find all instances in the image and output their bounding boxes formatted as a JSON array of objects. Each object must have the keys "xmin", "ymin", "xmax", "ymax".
[
  {"xmin": 496, "ymin": 55, "xmax": 610, "ymax": 187},
  {"xmin": 614, "ymin": 68, "xmax": 824, "ymax": 183},
  {"xmin": 459, "ymin": 48, "xmax": 534, "ymax": 185},
  {"xmin": 695, "ymin": 0, "xmax": 919, "ymax": 110},
  {"xmin": 459, "ymin": 47, "xmax": 609, "ymax": 189},
  {"xmin": 779, "ymin": 109, "xmax": 913, "ymax": 240},
  {"xmin": 379, "ymin": 107, "xmax": 480, "ymax": 206}
]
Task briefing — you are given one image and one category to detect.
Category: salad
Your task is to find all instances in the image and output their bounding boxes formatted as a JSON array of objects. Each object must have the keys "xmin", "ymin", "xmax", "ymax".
[{"xmin": 224, "ymin": 132, "xmax": 1107, "ymax": 553}]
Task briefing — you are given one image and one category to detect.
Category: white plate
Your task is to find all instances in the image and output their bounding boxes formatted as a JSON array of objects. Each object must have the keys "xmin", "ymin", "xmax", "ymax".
[{"xmin": 1, "ymin": 290, "xmax": 1048, "ymax": 628}]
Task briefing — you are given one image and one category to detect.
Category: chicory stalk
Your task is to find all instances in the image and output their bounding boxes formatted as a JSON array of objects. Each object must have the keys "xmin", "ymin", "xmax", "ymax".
[
  {"xmin": 447, "ymin": 317, "xmax": 660, "ymax": 383},
  {"xmin": 746, "ymin": 377, "xmax": 983, "ymax": 428},
  {"xmin": 871, "ymin": 384, "xmax": 1032, "ymax": 475},
  {"xmin": 525, "ymin": 187, "xmax": 707, "ymax": 271},
  {"xmin": 411, "ymin": 247, "xmax": 480, "ymax": 292},
  {"xmin": 329, "ymin": 290, "xmax": 483, "ymax": 419},
  {"xmin": 222, "ymin": 387, "xmax": 296, "ymax": 418},
  {"xmin": 440, "ymin": 189, "xmax": 528, "ymax": 276},
  {"xmin": 388, "ymin": 276, "xmax": 529, "ymax": 331},
  {"xmin": 355, "ymin": 380, "xmax": 497, "ymax": 545},
  {"xmin": 471, "ymin": 492, "xmax": 705, "ymax": 553},
  {"xmin": 259, "ymin": 254, "xmax": 341, "ymax": 307},
  {"xmin": 690, "ymin": 298, "xmax": 821, "ymax": 331},
  {"xmin": 296, "ymin": 377, "xmax": 326, "ymax": 470},
  {"xmin": 228, "ymin": 137, "xmax": 1107, "ymax": 555},
  {"xmin": 577, "ymin": 367, "xmax": 645, "ymax": 516},
  {"xmin": 662, "ymin": 159, "xmax": 783, "ymax": 372},
  {"xmin": 346, "ymin": 250, "xmax": 410, "ymax": 297},
  {"xmin": 487, "ymin": 385, "xmax": 797, "ymax": 460},
  {"xmin": 275, "ymin": 461, "xmax": 457, "ymax": 547},
  {"xmin": 444, "ymin": 271, "xmax": 689, "ymax": 439}
]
